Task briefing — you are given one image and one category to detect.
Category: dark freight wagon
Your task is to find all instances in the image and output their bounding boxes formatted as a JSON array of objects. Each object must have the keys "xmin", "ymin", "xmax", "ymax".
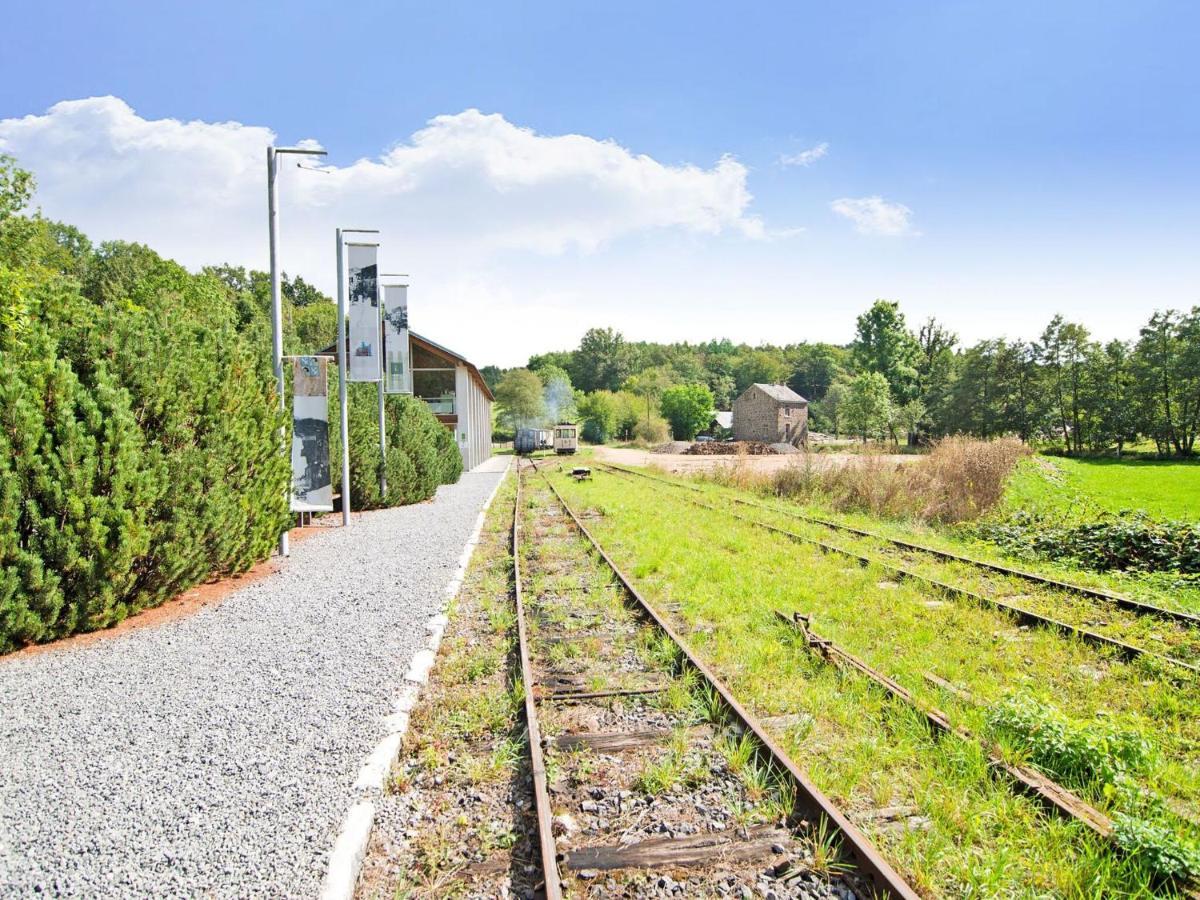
[{"xmin": 515, "ymin": 428, "xmax": 538, "ymax": 455}]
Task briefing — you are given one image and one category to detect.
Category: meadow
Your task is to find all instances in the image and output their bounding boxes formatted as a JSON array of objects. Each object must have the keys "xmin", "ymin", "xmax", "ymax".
[
  {"xmin": 1003, "ymin": 456, "xmax": 1200, "ymax": 523},
  {"xmin": 546, "ymin": 459, "xmax": 1200, "ymax": 896}
]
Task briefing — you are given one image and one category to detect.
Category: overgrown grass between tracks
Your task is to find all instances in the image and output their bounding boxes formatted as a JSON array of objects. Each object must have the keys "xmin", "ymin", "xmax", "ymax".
[
  {"xmin": 550, "ymin": 466, "xmax": 1200, "ymax": 897},
  {"xmin": 689, "ymin": 454, "xmax": 1200, "ymax": 615}
]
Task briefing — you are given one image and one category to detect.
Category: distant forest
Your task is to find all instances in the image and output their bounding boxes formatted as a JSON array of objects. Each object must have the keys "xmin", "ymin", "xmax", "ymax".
[{"xmin": 484, "ymin": 301, "xmax": 1200, "ymax": 456}]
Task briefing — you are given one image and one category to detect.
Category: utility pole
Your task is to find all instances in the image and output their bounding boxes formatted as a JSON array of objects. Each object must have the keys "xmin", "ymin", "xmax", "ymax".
[{"xmin": 268, "ymin": 144, "xmax": 327, "ymax": 557}]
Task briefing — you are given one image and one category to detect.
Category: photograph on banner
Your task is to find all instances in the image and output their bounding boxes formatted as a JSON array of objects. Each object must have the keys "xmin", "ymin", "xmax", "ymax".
[
  {"xmin": 347, "ymin": 243, "xmax": 381, "ymax": 382},
  {"xmin": 382, "ymin": 283, "xmax": 411, "ymax": 394},
  {"xmin": 291, "ymin": 356, "xmax": 333, "ymax": 512}
]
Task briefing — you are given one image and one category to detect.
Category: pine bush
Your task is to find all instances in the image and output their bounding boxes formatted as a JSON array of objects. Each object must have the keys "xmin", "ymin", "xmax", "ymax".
[
  {"xmin": 330, "ymin": 381, "xmax": 463, "ymax": 512},
  {"xmin": 1, "ymin": 294, "xmax": 156, "ymax": 648},
  {"xmin": 1, "ymin": 215, "xmax": 465, "ymax": 651},
  {"xmin": 1, "ymin": 243, "xmax": 290, "ymax": 650}
]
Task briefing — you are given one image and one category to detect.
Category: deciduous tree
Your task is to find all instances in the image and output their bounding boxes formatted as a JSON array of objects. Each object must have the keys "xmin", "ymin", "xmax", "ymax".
[
  {"xmin": 624, "ymin": 366, "xmax": 673, "ymax": 432},
  {"xmin": 852, "ymin": 300, "xmax": 921, "ymax": 404},
  {"xmin": 495, "ymin": 368, "xmax": 545, "ymax": 430},
  {"xmin": 660, "ymin": 383, "xmax": 715, "ymax": 441},
  {"xmin": 843, "ymin": 372, "xmax": 893, "ymax": 442},
  {"xmin": 571, "ymin": 326, "xmax": 630, "ymax": 392}
]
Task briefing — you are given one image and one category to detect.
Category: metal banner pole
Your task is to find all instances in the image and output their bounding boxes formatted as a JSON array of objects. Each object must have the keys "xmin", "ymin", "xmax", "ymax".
[
  {"xmin": 336, "ymin": 228, "xmax": 352, "ymax": 526},
  {"xmin": 377, "ymin": 377, "xmax": 387, "ymax": 498},
  {"xmin": 266, "ymin": 147, "xmax": 289, "ymax": 557}
]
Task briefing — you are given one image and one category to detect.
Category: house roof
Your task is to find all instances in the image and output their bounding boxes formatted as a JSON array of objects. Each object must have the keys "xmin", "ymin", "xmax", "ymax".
[
  {"xmin": 410, "ymin": 332, "xmax": 495, "ymax": 402},
  {"xmin": 714, "ymin": 411, "xmax": 733, "ymax": 429},
  {"xmin": 749, "ymin": 383, "xmax": 807, "ymax": 404},
  {"xmin": 316, "ymin": 330, "xmax": 495, "ymax": 402}
]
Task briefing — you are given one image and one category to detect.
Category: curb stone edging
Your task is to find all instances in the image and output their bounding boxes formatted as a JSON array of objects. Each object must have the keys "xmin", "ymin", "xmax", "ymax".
[{"xmin": 319, "ymin": 461, "xmax": 511, "ymax": 900}]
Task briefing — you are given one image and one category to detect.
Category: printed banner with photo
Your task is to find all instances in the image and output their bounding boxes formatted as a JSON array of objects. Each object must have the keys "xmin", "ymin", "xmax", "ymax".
[
  {"xmin": 346, "ymin": 243, "xmax": 381, "ymax": 382},
  {"xmin": 291, "ymin": 356, "xmax": 333, "ymax": 512},
  {"xmin": 382, "ymin": 283, "xmax": 411, "ymax": 394}
]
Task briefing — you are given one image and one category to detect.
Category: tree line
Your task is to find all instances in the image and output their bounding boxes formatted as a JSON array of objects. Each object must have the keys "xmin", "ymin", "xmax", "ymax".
[{"xmin": 487, "ymin": 302, "xmax": 1200, "ymax": 455}]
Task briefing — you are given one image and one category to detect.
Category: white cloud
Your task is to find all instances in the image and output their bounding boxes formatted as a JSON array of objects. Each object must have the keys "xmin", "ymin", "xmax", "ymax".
[
  {"xmin": 779, "ymin": 142, "xmax": 828, "ymax": 167},
  {"xmin": 0, "ymin": 97, "xmax": 764, "ymax": 260},
  {"xmin": 830, "ymin": 195, "xmax": 917, "ymax": 236},
  {"xmin": 0, "ymin": 97, "xmax": 775, "ymax": 364}
]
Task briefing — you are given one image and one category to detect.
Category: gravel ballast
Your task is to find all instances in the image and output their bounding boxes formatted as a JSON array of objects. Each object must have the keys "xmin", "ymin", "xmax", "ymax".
[{"xmin": 0, "ymin": 464, "xmax": 507, "ymax": 898}]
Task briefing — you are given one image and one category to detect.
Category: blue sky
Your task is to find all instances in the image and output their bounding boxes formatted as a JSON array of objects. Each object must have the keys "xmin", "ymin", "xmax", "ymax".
[{"xmin": 2, "ymin": 1, "xmax": 1197, "ymax": 365}]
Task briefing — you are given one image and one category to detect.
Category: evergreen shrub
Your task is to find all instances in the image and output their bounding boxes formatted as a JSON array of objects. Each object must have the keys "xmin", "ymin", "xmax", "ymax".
[
  {"xmin": 1, "ymin": 250, "xmax": 290, "ymax": 650},
  {"xmin": 330, "ymin": 381, "xmax": 463, "ymax": 511}
]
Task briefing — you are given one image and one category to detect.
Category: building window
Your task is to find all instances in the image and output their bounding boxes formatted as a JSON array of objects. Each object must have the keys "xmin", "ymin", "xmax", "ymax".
[{"xmin": 413, "ymin": 369, "xmax": 456, "ymax": 415}]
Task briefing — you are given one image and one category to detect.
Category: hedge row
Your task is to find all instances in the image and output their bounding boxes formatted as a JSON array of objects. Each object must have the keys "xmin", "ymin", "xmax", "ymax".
[
  {"xmin": 976, "ymin": 511, "xmax": 1200, "ymax": 574},
  {"xmin": 1, "ymin": 231, "xmax": 463, "ymax": 652},
  {"xmin": 0, "ymin": 248, "xmax": 291, "ymax": 651},
  {"xmin": 331, "ymin": 382, "xmax": 463, "ymax": 512}
]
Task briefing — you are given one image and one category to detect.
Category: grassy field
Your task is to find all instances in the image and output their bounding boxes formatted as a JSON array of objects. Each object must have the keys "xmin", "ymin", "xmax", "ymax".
[
  {"xmin": 1004, "ymin": 456, "xmax": 1200, "ymax": 523},
  {"xmin": 547, "ymin": 463, "xmax": 1200, "ymax": 897}
]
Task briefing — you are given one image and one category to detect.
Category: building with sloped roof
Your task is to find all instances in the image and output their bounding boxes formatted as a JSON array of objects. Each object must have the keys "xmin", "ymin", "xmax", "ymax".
[
  {"xmin": 732, "ymin": 383, "xmax": 808, "ymax": 446},
  {"xmin": 319, "ymin": 331, "xmax": 494, "ymax": 471}
]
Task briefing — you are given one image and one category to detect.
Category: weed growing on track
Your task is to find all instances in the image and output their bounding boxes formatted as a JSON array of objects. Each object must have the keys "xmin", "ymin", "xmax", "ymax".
[
  {"xmin": 987, "ymin": 693, "xmax": 1155, "ymax": 788},
  {"xmin": 634, "ymin": 730, "xmax": 710, "ymax": 794},
  {"xmin": 553, "ymin": 466, "xmax": 1200, "ymax": 896},
  {"xmin": 358, "ymin": 474, "xmax": 542, "ymax": 900}
]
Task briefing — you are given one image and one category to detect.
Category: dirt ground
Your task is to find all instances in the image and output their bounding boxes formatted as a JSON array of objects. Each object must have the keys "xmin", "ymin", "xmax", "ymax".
[{"xmin": 593, "ymin": 445, "xmax": 919, "ymax": 475}]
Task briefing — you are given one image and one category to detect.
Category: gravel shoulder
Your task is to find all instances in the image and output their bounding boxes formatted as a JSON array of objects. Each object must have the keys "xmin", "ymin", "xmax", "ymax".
[{"xmin": 0, "ymin": 464, "xmax": 507, "ymax": 898}]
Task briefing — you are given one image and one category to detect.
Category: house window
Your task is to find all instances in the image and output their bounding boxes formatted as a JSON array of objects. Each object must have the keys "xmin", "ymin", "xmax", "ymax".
[{"xmin": 783, "ymin": 408, "xmax": 791, "ymax": 417}]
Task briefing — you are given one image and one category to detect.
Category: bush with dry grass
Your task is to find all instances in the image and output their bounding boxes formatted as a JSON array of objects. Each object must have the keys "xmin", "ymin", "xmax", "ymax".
[
  {"xmin": 698, "ymin": 437, "xmax": 1029, "ymax": 524},
  {"xmin": 632, "ymin": 418, "xmax": 670, "ymax": 446}
]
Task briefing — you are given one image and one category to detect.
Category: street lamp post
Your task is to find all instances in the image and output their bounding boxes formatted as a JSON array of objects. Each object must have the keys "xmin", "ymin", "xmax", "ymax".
[{"xmin": 267, "ymin": 144, "xmax": 327, "ymax": 557}]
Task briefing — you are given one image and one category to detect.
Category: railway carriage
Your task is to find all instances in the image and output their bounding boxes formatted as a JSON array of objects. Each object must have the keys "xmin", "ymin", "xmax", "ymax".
[
  {"xmin": 553, "ymin": 423, "xmax": 579, "ymax": 455},
  {"xmin": 514, "ymin": 428, "xmax": 537, "ymax": 455}
]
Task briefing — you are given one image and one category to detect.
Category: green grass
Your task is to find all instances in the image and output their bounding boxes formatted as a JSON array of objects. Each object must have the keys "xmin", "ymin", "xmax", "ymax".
[
  {"xmin": 1004, "ymin": 456, "xmax": 1200, "ymax": 523},
  {"xmin": 549, "ymin": 465, "xmax": 1200, "ymax": 897},
  {"xmin": 665, "ymin": 455, "xmax": 1200, "ymax": 614}
]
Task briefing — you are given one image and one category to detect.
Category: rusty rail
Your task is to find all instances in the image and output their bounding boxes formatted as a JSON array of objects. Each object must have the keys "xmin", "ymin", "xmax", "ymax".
[
  {"xmin": 512, "ymin": 464, "xmax": 565, "ymax": 899},
  {"xmin": 535, "ymin": 465, "xmax": 919, "ymax": 900},
  {"xmin": 775, "ymin": 610, "xmax": 1114, "ymax": 839},
  {"xmin": 597, "ymin": 461, "xmax": 1200, "ymax": 629},
  {"xmin": 595, "ymin": 462, "xmax": 1197, "ymax": 676}
]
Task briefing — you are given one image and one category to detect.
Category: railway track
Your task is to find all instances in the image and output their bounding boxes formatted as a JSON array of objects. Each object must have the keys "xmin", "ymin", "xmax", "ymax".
[
  {"xmin": 773, "ymin": 610, "xmax": 1115, "ymax": 839},
  {"xmin": 594, "ymin": 461, "xmax": 1200, "ymax": 675},
  {"xmin": 512, "ymin": 459, "xmax": 918, "ymax": 899}
]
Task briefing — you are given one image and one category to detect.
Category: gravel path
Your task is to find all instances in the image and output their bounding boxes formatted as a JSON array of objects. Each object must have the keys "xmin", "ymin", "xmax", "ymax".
[{"xmin": 0, "ymin": 463, "xmax": 507, "ymax": 898}]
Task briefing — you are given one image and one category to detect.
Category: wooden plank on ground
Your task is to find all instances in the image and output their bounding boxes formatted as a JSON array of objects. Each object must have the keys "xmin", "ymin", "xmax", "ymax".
[
  {"xmin": 553, "ymin": 725, "xmax": 712, "ymax": 753},
  {"xmin": 563, "ymin": 825, "xmax": 791, "ymax": 872}
]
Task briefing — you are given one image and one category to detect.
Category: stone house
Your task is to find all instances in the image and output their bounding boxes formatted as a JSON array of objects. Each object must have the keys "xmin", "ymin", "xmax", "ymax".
[{"xmin": 732, "ymin": 383, "xmax": 809, "ymax": 446}]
